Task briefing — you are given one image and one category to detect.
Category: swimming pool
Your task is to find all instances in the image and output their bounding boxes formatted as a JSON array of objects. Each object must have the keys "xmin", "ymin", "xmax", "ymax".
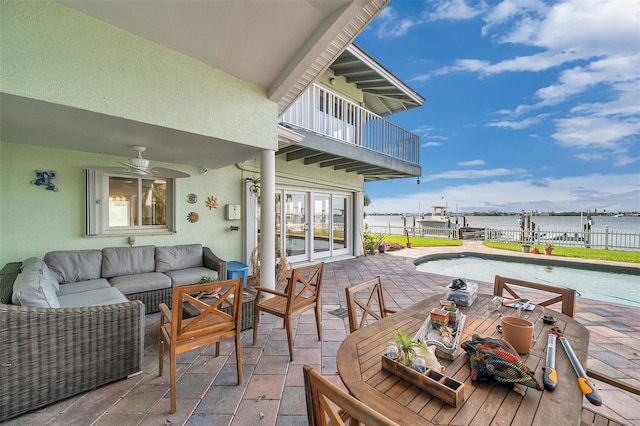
[{"xmin": 415, "ymin": 253, "xmax": 640, "ymax": 308}]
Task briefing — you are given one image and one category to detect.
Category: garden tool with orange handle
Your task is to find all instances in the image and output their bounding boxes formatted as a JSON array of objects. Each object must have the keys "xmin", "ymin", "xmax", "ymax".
[
  {"xmin": 551, "ymin": 327, "xmax": 602, "ymax": 405},
  {"xmin": 542, "ymin": 332, "xmax": 557, "ymax": 391}
]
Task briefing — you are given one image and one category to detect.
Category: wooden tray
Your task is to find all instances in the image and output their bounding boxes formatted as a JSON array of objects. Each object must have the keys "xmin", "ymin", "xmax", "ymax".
[
  {"xmin": 414, "ymin": 313, "xmax": 466, "ymax": 360},
  {"xmin": 381, "ymin": 355, "xmax": 465, "ymax": 407}
]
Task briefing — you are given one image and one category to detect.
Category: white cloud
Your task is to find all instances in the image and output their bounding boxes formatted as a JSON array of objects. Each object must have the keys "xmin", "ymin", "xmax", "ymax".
[
  {"xmin": 552, "ymin": 116, "xmax": 640, "ymax": 150},
  {"xmin": 487, "ymin": 114, "xmax": 548, "ymax": 129},
  {"xmin": 422, "ymin": 141, "xmax": 442, "ymax": 147},
  {"xmin": 426, "ymin": 0, "xmax": 485, "ymax": 21},
  {"xmin": 458, "ymin": 159, "xmax": 486, "ymax": 166},
  {"xmin": 374, "ymin": 7, "xmax": 421, "ymax": 38},
  {"xmin": 422, "ymin": 167, "xmax": 528, "ymax": 182},
  {"xmin": 365, "ymin": 173, "xmax": 640, "ymax": 213}
]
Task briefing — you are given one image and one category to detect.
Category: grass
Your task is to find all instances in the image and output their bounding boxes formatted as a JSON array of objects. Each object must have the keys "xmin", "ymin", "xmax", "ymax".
[
  {"xmin": 385, "ymin": 235, "xmax": 462, "ymax": 247},
  {"xmin": 482, "ymin": 241, "xmax": 640, "ymax": 264}
]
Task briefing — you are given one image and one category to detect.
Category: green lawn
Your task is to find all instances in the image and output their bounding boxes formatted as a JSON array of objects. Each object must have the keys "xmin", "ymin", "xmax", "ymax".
[
  {"xmin": 385, "ymin": 235, "xmax": 462, "ymax": 247},
  {"xmin": 482, "ymin": 241, "xmax": 640, "ymax": 264},
  {"xmin": 381, "ymin": 235, "xmax": 639, "ymax": 264}
]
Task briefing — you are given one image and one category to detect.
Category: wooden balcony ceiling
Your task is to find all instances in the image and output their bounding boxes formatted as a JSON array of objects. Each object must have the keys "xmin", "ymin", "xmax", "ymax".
[
  {"xmin": 330, "ymin": 45, "xmax": 424, "ymax": 117},
  {"xmin": 277, "ymin": 130, "xmax": 421, "ymax": 182}
]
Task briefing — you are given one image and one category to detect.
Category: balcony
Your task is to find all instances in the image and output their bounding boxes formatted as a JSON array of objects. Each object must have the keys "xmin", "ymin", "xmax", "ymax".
[{"xmin": 279, "ymin": 84, "xmax": 421, "ymax": 181}]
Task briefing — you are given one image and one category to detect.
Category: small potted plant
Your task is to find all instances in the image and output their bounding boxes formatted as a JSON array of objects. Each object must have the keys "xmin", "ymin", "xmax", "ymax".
[
  {"xmin": 363, "ymin": 233, "xmax": 376, "ymax": 255},
  {"xmin": 388, "ymin": 328, "xmax": 428, "ymax": 367},
  {"xmin": 544, "ymin": 243, "xmax": 554, "ymax": 255},
  {"xmin": 521, "ymin": 244, "xmax": 531, "ymax": 253},
  {"xmin": 531, "ymin": 246, "xmax": 540, "ymax": 254},
  {"xmin": 405, "ymin": 230, "xmax": 412, "ymax": 248},
  {"xmin": 375, "ymin": 232, "xmax": 387, "ymax": 253},
  {"xmin": 447, "ymin": 302, "xmax": 459, "ymax": 327}
]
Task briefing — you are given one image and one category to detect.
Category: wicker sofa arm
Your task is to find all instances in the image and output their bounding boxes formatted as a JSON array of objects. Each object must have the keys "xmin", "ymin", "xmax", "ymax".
[
  {"xmin": 0, "ymin": 301, "xmax": 145, "ymax": 421},
  {"xmin": 203, "ymin": 247, "xmax": 227, "ymax": 281}
]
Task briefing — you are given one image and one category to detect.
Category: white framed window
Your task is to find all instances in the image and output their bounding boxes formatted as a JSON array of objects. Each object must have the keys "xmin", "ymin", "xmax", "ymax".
[{"xmin": 85, "ymin": 169, "xmax": 176, "ymax": 236}]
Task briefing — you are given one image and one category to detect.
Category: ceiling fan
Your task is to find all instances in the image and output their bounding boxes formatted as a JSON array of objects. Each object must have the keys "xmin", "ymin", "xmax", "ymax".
[{"xmin": 101, "ymin": 146, "xmax": 190, "ymax": 178}]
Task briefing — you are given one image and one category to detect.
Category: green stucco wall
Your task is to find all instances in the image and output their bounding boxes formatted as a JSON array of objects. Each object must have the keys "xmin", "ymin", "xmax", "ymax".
[
  {"xmin": 0, "ymin": 0, "xmax": 276, "ymax": 149},
  {"xmin": 0, "ymin": 142, "xmax": 245, "ymax": 266}
]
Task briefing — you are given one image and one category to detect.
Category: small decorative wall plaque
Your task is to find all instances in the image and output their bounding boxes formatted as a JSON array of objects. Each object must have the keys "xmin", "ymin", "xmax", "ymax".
[
  {"xmin": 186, "ymin": 212, "xmax": 199, "ymax": 223},
  {"xmin": 31, "ymin": 170, "xmax": 59, "ymax": 192},
  {"xmin": 187, "ymin": 193, "xmax": 198, "ymax": 204},
  {"xmin": 205, "ymin": 196, "xmax": 218, "ymax": 210}
]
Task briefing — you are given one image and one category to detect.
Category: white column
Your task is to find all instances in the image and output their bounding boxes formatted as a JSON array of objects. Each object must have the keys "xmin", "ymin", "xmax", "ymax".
[{"xmin": 260, "ymin": 149, "xmax": 276, "ymax": 291}]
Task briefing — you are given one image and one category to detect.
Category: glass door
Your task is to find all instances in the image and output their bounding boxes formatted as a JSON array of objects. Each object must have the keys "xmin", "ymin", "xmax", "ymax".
[
  {"xmin": 283, "ymin": 192, "xmax": 308, "ymax": 262},
  {"xmin": 313, "ymin": 195, "xmax": 330, "ymax": 256}
]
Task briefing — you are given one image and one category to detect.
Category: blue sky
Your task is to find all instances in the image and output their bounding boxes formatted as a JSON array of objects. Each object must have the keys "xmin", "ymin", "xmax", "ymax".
[{"xmin": 357, "ymin": 0, "xmax": 639, "ymax": 214}]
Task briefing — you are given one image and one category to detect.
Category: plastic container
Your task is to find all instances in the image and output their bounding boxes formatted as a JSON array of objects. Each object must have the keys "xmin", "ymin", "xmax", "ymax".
[
  {"xmin": 445, "ymin": 281, "xmax": 478, "ymax": 307},
  {"xmin": 227, "ymin": 261, "xmax": 249, "ymax": 288}
]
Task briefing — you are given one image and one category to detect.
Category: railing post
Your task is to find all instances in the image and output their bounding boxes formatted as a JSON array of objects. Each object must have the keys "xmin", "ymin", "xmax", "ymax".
[{"xmin": 605, "ymin": 226, "xmax": 609, "ymax": 250}]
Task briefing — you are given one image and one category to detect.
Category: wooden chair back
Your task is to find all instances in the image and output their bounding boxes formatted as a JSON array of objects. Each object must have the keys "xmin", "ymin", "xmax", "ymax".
[
  {"xmin": 493, "ymin": 275, "xmax": 577, "ymax": 317},
  {"xmin": 345, "ymin": 277, "xmax": 396, "ymax": 333},
  {"xmin": 303, "ymin": 365, "xmax": 399, "ymax": 426},
  {"xmin": 285, "ymin": 262, "xmax": 324, "ymax": 315},
  {"xmin": 170, "ymin": 279, "xmax": 242, "ymax": 344}
]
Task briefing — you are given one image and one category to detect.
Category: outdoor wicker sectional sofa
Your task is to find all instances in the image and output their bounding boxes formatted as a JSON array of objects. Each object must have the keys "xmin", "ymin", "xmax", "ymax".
[{"xmin": 0, "ymin": 243, "xmax": 226, "ymax": 421}]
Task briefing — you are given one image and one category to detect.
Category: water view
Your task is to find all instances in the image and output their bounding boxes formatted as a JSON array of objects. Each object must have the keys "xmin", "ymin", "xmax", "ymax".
[{"xmin": 366, "ymin": 214, "xmax": 640, "ymax": 234}]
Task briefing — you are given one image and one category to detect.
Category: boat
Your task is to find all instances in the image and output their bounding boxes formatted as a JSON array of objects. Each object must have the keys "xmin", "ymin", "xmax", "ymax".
[{"xmin": 417, "ymin": 205, "xmax": 459, "ymax": 229}]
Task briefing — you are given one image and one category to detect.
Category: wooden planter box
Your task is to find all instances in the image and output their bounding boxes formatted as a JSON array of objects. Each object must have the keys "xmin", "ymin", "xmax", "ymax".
[
  {"xmin": 430, "ymin": 308, "xmax": 449, "ymax": 326},
  {"xmin": 381, "ymin": 355, "xmax": 465, "ymax": 407}
]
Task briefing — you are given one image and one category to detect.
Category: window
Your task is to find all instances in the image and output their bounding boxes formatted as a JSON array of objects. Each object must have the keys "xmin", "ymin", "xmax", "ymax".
[{"xmin": 86, "ymin": 169, "xmax": 176, "ymax": 236}]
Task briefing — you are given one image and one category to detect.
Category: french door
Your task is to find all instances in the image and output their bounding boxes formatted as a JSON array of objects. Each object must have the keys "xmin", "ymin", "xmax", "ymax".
[{"xmin": 276, "ymin": 190, "xmax": 350, "ymax": 263}]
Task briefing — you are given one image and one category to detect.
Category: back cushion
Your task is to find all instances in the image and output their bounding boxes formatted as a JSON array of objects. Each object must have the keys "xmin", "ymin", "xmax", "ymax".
[
  {"xmin": 12, "ymin": 258, "xmax": 60, "ymax": 308},
  {"xmin": 45, "ymin": 249, "xmax": 102, "ymax": 284},
  {"xmin": 102, "ymin": 245, "xmax": 156, "ymax": 278},
  {"xmin": 156, "ymin": 244, "xmax": 203, "ymax": 272}
]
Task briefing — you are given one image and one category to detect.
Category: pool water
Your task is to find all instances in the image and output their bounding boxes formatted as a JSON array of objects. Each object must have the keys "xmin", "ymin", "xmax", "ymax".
[{"xmin": 415, "ymin": 254, "xmax": 640, "ymax": 308}]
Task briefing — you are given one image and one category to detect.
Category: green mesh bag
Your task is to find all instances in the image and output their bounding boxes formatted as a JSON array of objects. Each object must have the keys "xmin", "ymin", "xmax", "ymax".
[{"xmin": 461, "ymin": 334, "xmax": 543, "ymax": 390}]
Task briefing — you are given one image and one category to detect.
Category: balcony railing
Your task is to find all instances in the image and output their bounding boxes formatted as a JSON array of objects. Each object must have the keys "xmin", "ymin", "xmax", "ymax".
[{"xmin": 280, "ymin": 84, "xmax": 420, "ymax": 164}]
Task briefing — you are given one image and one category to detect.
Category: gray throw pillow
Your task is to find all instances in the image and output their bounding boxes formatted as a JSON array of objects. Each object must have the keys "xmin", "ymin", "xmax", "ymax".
[{"xmin": 12, "ymin": 259, "xmax": 60, "ymax": 308}]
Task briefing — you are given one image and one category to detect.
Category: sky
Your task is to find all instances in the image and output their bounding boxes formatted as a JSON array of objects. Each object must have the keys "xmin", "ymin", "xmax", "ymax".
[{"xmin": 356, "ymin": 0, "xmax": 640, "ymax": 214}]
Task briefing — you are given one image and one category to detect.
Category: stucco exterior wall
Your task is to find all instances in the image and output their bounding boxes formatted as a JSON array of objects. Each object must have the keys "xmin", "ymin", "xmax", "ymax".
[
  {"xmin": 0, "ymin": 142, "xmax": 245, "ymax": 266},
  {"xmin": 0, "ymin": 0, "xmax": 276, "ymax": 150}
]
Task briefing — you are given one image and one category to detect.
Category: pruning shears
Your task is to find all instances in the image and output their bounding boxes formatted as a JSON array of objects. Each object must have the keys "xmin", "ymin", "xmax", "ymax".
[{"xmin": 550, "ymin": 327, "xmax": 602, "ymax": 406}]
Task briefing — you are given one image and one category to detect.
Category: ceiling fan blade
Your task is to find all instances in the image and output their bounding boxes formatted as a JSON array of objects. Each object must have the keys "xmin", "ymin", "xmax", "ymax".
[{"xmin": 151, "ymin": 167, "xmax": 191, "ymax": 178}]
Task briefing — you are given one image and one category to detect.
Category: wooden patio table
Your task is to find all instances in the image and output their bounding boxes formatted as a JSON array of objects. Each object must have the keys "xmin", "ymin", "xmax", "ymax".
[{"xmin": 336, "ymin": 293, "xmax": 590, "ymax": 425}]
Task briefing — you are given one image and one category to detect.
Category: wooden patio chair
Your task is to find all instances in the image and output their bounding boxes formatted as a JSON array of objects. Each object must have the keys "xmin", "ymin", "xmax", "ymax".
[
  {"xmin": 158, "ymin": 278, "xmax": 243, "ymax": 413},
  {"xmin": 303, "ymin": 365, "xmax": 399, "ymax": 426},
  {"xmin": 345, "ymin": 276, "xmax": 397, "ymax": 333},
  {"xmin": 253, "ymin": 262, "xmax": 324, "ymax": 361},
  {"xmin": 493, "ymin": 275, "xmax": 577, "ymax": 317}
]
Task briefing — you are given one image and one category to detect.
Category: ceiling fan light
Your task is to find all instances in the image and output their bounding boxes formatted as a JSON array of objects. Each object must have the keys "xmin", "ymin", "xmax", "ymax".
[{"xmin": 129, "ymin": 157, "xmax": 149, "ymax": 169}]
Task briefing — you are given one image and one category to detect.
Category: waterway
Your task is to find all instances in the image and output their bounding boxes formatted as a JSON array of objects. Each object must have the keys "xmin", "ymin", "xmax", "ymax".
[{"xmin": 366, "ymin": 214, "xmax": 639, "ymax": 234}]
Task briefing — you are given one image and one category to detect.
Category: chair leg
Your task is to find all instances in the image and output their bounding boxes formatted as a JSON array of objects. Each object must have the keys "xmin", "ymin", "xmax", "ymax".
[
  {"xmin": 235, "ymin": 333, "xmax": 243, "ymax": 384},
  {"xmin": 253, "ymin": 307, "xmax": 259, "ymax": 345},
  {"xmin": 285, "ymin": 316, "xmax": 294, "ymax": 361},
  {"xmin": 315, "ymin": 304, "xmax": 322, "ymax": 341},
  {"xmin": 215, "ymin": 341, "xmax": 220, "ymax": 357},
  {"xmin": 169, "ymin": 346, "xmax": 177, "ymax": 414},
  {"xmin": 158, "ymin": 332, "xmax": 164, "ymax": 377}
]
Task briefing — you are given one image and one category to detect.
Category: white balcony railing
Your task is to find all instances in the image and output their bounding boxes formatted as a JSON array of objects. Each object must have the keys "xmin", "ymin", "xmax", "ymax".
[{"xmin": 280, "ymin": 84, "xmax": 420, "ymax": 164}]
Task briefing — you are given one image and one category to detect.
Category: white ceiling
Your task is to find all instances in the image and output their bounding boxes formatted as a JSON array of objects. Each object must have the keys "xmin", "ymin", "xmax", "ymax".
[{"xmin": 1, "ymin": 0, "xmax": 388, "ymax": 169}]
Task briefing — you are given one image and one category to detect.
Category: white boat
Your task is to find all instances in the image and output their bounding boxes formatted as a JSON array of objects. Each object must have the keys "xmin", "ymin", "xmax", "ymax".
[{"xmin": 417, "ymin": 205, "xmax": 459, "ymax": 229}]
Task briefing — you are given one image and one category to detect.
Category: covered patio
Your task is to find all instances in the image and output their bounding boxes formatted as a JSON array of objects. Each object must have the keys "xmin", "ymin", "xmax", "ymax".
[{"xmin": 5, "ymin": 244, "xmax": 638, "ymax": 425}]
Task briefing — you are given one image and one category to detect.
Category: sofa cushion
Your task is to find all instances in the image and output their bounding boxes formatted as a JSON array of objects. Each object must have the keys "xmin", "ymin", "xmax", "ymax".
[
  {"xmin": 108, "ymin": 272, "xmax": 171, "ymax": 295},
  {"xmin": 58, "ymin": 287, "xmax": 129, "ymax": 308},
  {"xmin": 164, "ymin": 267, "xmax": 218, "ymax": 287},
  {"xmin": 57, "ymin": 278, "xmax": 111, "ymax": 296},
  {"xmin": 12, "ymin": 258, "xmax": 60, "ymax": 308},
  {"xmin": 102, "ymin": 246, "xmax": 156, "ymax": 278},
  {"xmin": 45, "ymin": 249, "xmax": 102, "ymax": 284},
  {"xmin": 155, "ymin": 244, "xmax": 203, "ymax": 273}
]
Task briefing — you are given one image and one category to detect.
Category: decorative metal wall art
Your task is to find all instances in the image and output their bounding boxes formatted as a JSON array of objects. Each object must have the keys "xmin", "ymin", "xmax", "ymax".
[
  {"xmin": 187, "ymin": 193, "xmax": 198, "ymax": 204},
  {"xmin": 31, "ymin": 170, "xmax": 59, "ymax": 192},
  {"xmin": 205, "ymin": 196, "xmax": 219, "ymax": 210},
  {"xmin": 186, "ymin": 212, "xmax": 199, "ymax": 223}
]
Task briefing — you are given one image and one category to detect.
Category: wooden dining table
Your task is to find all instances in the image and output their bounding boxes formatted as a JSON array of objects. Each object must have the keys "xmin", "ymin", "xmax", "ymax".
[{"xmin": 336, "ymin": 293, "xmax": 590, "ymax": 425}]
